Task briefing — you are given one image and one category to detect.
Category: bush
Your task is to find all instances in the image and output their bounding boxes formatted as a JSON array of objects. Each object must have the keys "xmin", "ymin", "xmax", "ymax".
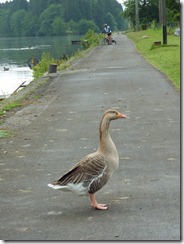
[
  {"xmin": 33, "ymin": 52, "xmax": 55, "ymax": 78},
  {"xmin": 80, "ymin": 29, "xmax": 99, "ymax": 49}
]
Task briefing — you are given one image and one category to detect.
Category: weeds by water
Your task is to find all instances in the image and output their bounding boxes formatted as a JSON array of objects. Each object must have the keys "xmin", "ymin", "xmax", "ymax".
[
  {"xmin": 33, "ymin": 30, "xmax": 102, "ymax": 79},
  {"xmin": 0, "ymin": 30, "xmax": 100, "ymax": 122}
]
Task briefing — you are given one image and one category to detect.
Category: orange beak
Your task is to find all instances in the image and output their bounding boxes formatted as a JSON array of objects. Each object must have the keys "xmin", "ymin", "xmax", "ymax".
[{"xmin": 118, "ymin": 113, "xmax": 126, "ymax": 118}]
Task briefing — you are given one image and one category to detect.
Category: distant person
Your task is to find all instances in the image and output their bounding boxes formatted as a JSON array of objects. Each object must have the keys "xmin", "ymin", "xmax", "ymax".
[{"xmin": 102, "ymin": 24, "xmax": 112, "ymax": 44}]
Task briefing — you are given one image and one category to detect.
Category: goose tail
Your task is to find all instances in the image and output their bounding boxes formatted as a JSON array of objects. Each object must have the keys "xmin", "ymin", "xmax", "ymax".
[{"xmin": 47, "ymin": 183, "xmax": 68, "ymax": 190}]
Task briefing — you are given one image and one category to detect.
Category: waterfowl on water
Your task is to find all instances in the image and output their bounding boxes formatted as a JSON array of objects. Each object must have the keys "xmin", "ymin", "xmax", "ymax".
[
  {"xmin": 48, "ymin": 109, "xmax": 126, "ymax": 210},
  {"xmin": 3, "ymin": 67, "xmax": 9, "ymax": 71}
]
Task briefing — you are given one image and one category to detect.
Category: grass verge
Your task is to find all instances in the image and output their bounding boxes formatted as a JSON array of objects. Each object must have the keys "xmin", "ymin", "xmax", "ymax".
[
  {"xmin": 0, "ymin": 129, "xmax": 12, "ymax": 138},
  {"xmin": 126, "ymin": 28, "xmax": 180, "ymax": 91}
]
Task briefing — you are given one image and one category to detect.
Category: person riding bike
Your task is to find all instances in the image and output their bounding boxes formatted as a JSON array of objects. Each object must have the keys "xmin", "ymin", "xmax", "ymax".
[{"xmin": 103, "ymin": 24, "xmax": 112, "ymax": 45}]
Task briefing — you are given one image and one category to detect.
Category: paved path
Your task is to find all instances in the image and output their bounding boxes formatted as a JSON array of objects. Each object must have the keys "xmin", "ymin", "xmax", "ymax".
[{"xmin": 0, "ymin": 34, "xmax": 180, "ymax": 240}]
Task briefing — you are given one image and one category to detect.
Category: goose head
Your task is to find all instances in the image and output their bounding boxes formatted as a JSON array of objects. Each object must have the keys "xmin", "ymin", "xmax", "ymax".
[
  {"xmin": 99, "ymin": 109, "xmax": 126, "ymax": 139},
  {"xmin": 102, "ymin": 109, "xmax": 126, "ymax": 121}
]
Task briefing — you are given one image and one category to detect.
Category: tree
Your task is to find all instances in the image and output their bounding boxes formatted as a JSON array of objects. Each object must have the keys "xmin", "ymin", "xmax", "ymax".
[
  {"xmin": 0, "ymin": 0, "xmax": 124, "ymax": 37},
  {"xmin": 38, "ymin": 4, "xmax": 64, "ymax": 36},
  {"xmin": 105, "ymin": 12, "xmax": 117, "ymax": 31},
  {"xmin": 139, "ymin": 0, "xmax": 159, "ymax": 26},
  {"xmin": 52, "ymin": 17, "xmax": 67, "ymax": 35},
  {"xmin": 29, "ymin": 0, "xmax": 49, "ymax": 17},
  {"xmin": 123, "ymin": 0, "xmax": 136, "ymax": 28},
  {"xmin": 66, "ymin": 20, "xmax": 78, "ymax": 34},
  {"xmin": 123, "ymin": 0, "xmax": 159, "ymax": 29},
  {"xmin": 166, "ymin": 0, "xmax": 180, "ymax": 24},
  {"xmin": 77, "ymin": 19, "xmax": 100, "ymax": 34},
  {"xmin": 9, "ymin": 0, "xmax": 28, "ymax": 12},
  {"xmin": 21, "ymin": 12, "xmax": 39, "ymax": 36},
  {"xmin": 10, "ymin": 9, "xmax": 27, "ymax": 36},
  {"xmin": 0, "ymin": 9, "xmax": 10, "ymax": 36}
]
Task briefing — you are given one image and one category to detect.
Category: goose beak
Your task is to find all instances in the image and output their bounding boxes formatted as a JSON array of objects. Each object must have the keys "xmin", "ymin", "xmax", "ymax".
[{"xmin": 118, "ymin": 113, "xmax": 126, "ymax": 118}]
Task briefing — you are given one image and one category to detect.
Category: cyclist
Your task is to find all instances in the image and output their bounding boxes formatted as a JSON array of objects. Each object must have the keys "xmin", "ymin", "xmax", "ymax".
[{"xmin": 102, "ymin": 24, "xmax": 112, "ymax": 44}]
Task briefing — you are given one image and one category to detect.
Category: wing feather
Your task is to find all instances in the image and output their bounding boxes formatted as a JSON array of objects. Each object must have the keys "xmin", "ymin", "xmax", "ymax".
[{"xmin": 52, "ymin": 154, "xmax": 107, "ymax": 189}]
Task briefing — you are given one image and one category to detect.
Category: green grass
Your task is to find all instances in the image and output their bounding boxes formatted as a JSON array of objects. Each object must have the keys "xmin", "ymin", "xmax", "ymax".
[
  {"xmin": 126, "ymin": 28, "xmax": 180, "ymax": 90},
  {"xmin": 0, "ymin": 129, "xmax": 12, "ymax": 138},
  {"xmin": 0, "ymin": 101, "xmax": 22, "ymax": 119},
  {"xmin": 0, "ymin": 101, "xmax": 22, "ymax": 115}
]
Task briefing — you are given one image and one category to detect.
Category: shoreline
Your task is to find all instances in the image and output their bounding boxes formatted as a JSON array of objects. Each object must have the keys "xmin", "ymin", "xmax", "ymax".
[{"xmin": 0, "ymin": 44, "xmax": 98, "ymax": 122}]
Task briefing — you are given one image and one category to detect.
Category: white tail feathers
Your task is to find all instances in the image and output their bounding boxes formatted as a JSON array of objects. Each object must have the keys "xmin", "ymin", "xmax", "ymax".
[
  {"xmin": 47, "ymin": 182, "xmax": 88, "ymax": 195},
  {"xmin": 47, "ymin": 183, "xmax": 67, "ymax": 190}
]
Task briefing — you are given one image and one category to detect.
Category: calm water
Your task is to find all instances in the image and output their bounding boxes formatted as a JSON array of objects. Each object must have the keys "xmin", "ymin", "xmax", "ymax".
[{"xmin": 0, "ymin": 35, "xmax": 82, "ymax": 98}]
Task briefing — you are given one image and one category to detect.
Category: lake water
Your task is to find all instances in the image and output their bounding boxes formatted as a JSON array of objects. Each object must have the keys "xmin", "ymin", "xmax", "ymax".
[{"xmin": 0, "ymin": 35, "xmax": 82, "ymax": 98}]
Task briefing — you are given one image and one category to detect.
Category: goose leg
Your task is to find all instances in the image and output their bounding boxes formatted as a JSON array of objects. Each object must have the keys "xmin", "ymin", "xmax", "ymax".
[{"xmin": 89, "ymin": 194, "xmax": 108, "ymax": 210}]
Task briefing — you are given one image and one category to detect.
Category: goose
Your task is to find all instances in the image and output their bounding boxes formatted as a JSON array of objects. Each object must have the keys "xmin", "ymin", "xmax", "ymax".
[
  {"xmin": 48, "ymin": 109, "xmax": 126, "ymax": 210},
  {"xmin": 3, "ymin": 67, "xmax": 9, "ymax": 71}
]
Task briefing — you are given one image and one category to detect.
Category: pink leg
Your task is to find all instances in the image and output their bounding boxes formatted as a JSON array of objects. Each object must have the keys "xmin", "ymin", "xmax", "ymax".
[{"xmin": 90, "ymin": 194, "xmax": 108, "ymax": 210}]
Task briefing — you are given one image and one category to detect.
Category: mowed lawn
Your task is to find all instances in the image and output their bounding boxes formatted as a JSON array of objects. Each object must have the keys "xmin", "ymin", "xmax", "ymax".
[{"xmin": 126, "ymin": 28, "xmax": 180, "ymax": 91}]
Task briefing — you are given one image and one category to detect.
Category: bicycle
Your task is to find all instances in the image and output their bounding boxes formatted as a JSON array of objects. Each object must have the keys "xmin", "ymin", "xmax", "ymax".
[{"xmin": 103, "ymin": 37, "xmax": 117, "ymax": 45}]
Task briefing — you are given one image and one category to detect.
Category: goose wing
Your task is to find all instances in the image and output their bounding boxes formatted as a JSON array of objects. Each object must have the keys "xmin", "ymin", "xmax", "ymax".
[{"xmin": 52, "ymin": 154, "xmax": 108, "ymax": 193}]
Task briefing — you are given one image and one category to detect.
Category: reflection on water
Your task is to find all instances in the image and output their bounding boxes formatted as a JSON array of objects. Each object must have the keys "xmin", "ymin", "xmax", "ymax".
[
  {"xmin": 1, "ymin": 44, "xmax": 51, "ymax": 51},
  {"xmin": 0, "ymin": 35, "xmax": 82, "ymax": 98},
  {"xmin": 0, "ymin": 66, "xmax": 33, "ymax": 98}
]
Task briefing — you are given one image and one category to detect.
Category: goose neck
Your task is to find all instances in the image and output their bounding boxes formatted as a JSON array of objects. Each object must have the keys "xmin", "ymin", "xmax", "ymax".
[{"xmin": 99, "ymin": 116, "xmax": 110, "ymax": 141}]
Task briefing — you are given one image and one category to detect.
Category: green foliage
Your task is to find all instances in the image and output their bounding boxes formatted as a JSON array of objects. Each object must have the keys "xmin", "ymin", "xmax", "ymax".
[
  {"xmin": 32, "ymin": 30, "xmax": 100, "ymax": 77},
  {"xmin": 33, "ymin": 52, "xmax": 55, "ymax": 78},
  {"xmin": 0, "ymin": 0, "xmax": 124, "ymax": 37},
  {"xmin": 3, "ymin": 101, "xmax": 22, "ymax": 111},
  {"xmin": 0, "ymin": 130, "xmax": 12, "ymax": 138},
  {"xmin": 77, "ymin": 19, "xmax": 100, "ymax": 34},
  {"xmin": 80, "ymin": 29, "xmax": 99, "ymax": 49},
  {"xmin": 0, "ymin": 100, "xmax": 22, "ymax": 120},
  {"xmin": 38, "ymin": 4, "xmax": 64, "ymax": 36},
  {"xmin": 105, "ymin": 12, "xmax": 117, "ymax": 30},
  {"xmin": 52, "ymin": 17, "xmax": 67, "ymax": 35},
  {"xmin": 167, "ymin": 0, "xmax": 180, "ymax": 23},
  {"xmin": 10, "ymin": 9, "xmax": 27, "ymax": 36},
  {"xmin": 122, "ymin": 0, "xmax": 180, "ymax": 30},
  {"xmin": 127, "ymin": 28, "xmax": 180, "ymax": 90}
]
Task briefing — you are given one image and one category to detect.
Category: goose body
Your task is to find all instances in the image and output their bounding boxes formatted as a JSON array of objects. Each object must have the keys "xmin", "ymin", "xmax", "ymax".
[
  {"xmin": 4, "ymin": 67, "xmax": 9, "ymax": 71},
  {"xmin": 48, "ymin": 109, "xmax": 126, "ymax": 210}
]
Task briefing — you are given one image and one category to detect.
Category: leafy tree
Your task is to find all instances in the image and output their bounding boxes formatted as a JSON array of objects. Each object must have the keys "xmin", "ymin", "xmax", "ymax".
[
  {"xmin": 21, "ymin": 12, "xmax": 39, "ymax": 36},
  {"xmin": 139, "ymin": 0, "xmax": 159, "ymax": 25},
  {"xmin": 105, "ymin": 12, "xmax": 117, "ymax": 30},
  {"xmin": 95, "ymin": 0, "xmax": 106, "ymax": 29},
  {"xmin": 166, "ymin": 0, "xmax": 180, "ymax": 24},
  {"xmin": 10, "ymin": 9, "xmax": 27, "ymax": 36},
  {"xmin": 52, "ymin": 17, "xmax": 67, "ymax": 35},
  {"xmin": 122, "ymin": 0, "xmax": 180, "ymax": 30},
  {"xmin": 123, "ymin": 0, "xmax": 159, "ymax": 29},
  {"xmin": 0, "ymin": 0, "xmax": 125, "ymax": 37},
  {"xmin": 0, "ymin": 9, "xmax": 10, "ymax": 36},
  {"xmin": 64, "ymin": 0, "xmax": 83, "ymax": 21},
  {"xmin": 29, "ymin": 0, "xmax": 49, "ymax": 17},
  {"xmin": 122, "ymin": 0, "xmax": 136, "ymax": 28},
  {"xmin": 9, "ymin": 0, "xmax": 28, "ymax": 13},
  {"xmin": 77, "ymin": 19, "xmax": 100, "ymax": 34},
  {"xmin": 38, "ymin": 4, "xmax": 64, "ymax": 35},
  {"xmin": 66, "ymin": 20, "xmax": 78, "ymax": 34}
]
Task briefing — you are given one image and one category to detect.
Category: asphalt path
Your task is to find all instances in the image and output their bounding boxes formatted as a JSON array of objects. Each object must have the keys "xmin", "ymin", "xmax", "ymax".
[{"xmin": 0, "ymin": 33, "xmax": 180, "ymax": 240}]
